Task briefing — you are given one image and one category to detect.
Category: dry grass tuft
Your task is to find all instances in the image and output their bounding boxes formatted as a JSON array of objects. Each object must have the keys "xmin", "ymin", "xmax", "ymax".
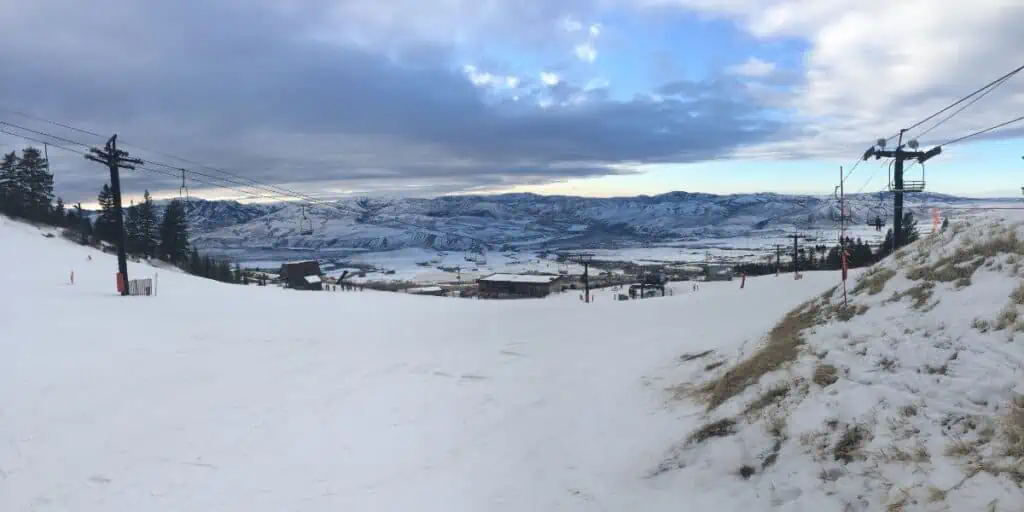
[
  {"xmin": 834, "ymin": 303, "xmax": 870, "ymax": 322},
  {"xmin": 887, "ymin": 282, "xmax": 936, "ymax": 310},
  {"xmin": 909, "ymin": 229, "xmax": 1024, "ymax": 286},
  {"xmin": 742, "ymin": 384, "xmax": 790, "ymax": 416},
  {"xmin": 681, "ymin": 350, "xmax": 714, "ymax": 362},
  {"xmin": 853, "ymin": 268, "xmax": 898, "ymax": 296},
  {"xmin": 1003, "ymin": 395, "xmax": 1024, "ymax": 458},
  {"xmin": 687, "ymin": 418, "xmax": 737, "ymax": 445},
  {"xmin": 704, "ymin": 361, "xmax": 725, "ymax": 371},
  {"xmin": 973, "ymin": 318, "xmax": 992, "ymax": 333},
  {"xmin": 877, "ymin": 443, "xmax": 930, "ymax": 464},
  {"xmin": 701, "ymin": 299, "xmax": 822, "ymax": 410},
  {"xmin": 995, "ymin": 304, "xmax": 1020, "ymax": 331},
  {"xmin": 813, "ymin": 363, "xmax": 839, "ymax": 387},
  {"xmin": 945, "ymin": 438, "xmax": 978, "ymax": 458},
  {"xmin": 1013, "ymin": 282, "xmax": 1024, "ymax": 305},
  {"xmin": 834, "ymin": 424, "xmax": 870, "ymax": 463}
]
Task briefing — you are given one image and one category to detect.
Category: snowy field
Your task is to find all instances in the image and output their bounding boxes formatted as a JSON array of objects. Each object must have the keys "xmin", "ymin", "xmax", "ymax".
[
  {"xmin": 2, "ymin": 216, "xmax": 841, "ymax": 511},
  {"xmin": 241, "ymin": 247, "xmax": 588, "ymax": 284},
  {"xmin": 236, "ymin": 227, "xmax": 888, "ymax": 284}
]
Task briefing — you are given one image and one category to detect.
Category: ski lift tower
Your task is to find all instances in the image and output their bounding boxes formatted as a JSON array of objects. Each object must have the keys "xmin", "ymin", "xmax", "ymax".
[
  {"xmin": 862, "ymin": 132, "xmax": 942, "ymax": 249},
  {"xmin": 567, "ymin": 253, "xmax": 595, "ymax": 303}
]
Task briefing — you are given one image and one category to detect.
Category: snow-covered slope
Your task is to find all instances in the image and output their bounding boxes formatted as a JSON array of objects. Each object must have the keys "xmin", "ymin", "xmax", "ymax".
[
  {"xmin": 659, "ymin": 216, "xmax": 1024, "ymax": 510},
  {"xmin": 189, "ymin": 192, "xmax": 997, "ymax": 253},
  {"xmin": 1, "ymin": 214, "xmax": 842, "ymax": 511}
]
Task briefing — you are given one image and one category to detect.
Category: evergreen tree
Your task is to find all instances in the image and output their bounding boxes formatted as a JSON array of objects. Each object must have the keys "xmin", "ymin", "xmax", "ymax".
[
  {"xmin": 70, "ymin": 202, "xmax": 92, "ymax": 242},
  {"xmin": 217, "ymin": 260, "xmax": 233, "ymax": 283},
  {"xmin": 876, "ymin": 229, "xmax": 894, "ymax": 260},
  {"xmin": 95, "ymin": 184, "xmax": 118, "ymax": 243},
  {"xmin": 941, "ymin": 217, "xmax": 949, "ymax": 231},
  {"xmin": 158, "ymin": 199, "xmax": 190, "ymax": 265},
  {"xmin": 825, "ymin": 245, "xmax": 841, "ymax": 270},
  {"xmin": 17, "ymin": 147, "xmax": 53, "ymax": 221},
  {"xmin": 53, "ymin": 197, "xmax": 65, "ymax": 226},
  {"xmin": 123, "ymin": 202, "xmax": 141, "ymax": 254},
  {"xmin": 136, "ymin": 191, "xmax": 158, "ymax": 257},
  {"xmin": 903, "ymin": 212, "xmax": 920, "ymax": 245},
  {"xmin": 0, "ymin": 151, "xmax": 23, "ymax": 217},
  {"xmin": 188, "ymin": 247, "xmax": 202, "ymax": 275}
]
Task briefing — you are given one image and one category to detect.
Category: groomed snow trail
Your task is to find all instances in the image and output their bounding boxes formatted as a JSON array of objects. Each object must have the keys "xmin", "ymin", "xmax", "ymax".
[{"xmin": 0, "ymin": 216, "xmax": 841, "ymax": 511}]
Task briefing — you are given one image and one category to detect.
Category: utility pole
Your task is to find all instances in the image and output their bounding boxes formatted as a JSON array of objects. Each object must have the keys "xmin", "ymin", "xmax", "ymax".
[
  {"xmin": 774, "ymin": 244, "xmax": 784, "ymax": 276},
  {"xmin": 568, "ymin": 253, "xmax": 595, "ymax": 303},
  {"xmin": 836, "ymin": 167, "xmax": 854, "ymax": 307},
  {"xmin": 85, "ymin": 135, "xmax": 143, "ymax": 296},
  {"xmin": 863, "ymin": 131, "xmax": 942, "ymax": 250},
  {"xmin": 786, "ymin": 233, "xmax": 804, "ymax": 279}
]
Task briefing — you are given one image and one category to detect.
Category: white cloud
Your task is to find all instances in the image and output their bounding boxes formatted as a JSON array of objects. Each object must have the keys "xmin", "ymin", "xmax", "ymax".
[
  {"xmin": 574, "ymin": 42, "xmax": 598, "ymax": 63},
  {"xmin": 589, "ymin": 23, "xmax": 601, "ymax": 37},
  {"xmin": 462, "ymin": 64, "xmax": 520, "ymax": 90},
  {"xmin": 560, "ymin": 17, "xmax": 584, "ymax": 32},
  {"xmin": 644, "ymin": 0, "xmax": 1024, "ymax": 160},
  {"xmin": 540, "ymin": 71, "xmax": 561, "ymax": 86},
  {"xmin": 728, "ymin": 57, "xmax": 775, "ymax": 77}
]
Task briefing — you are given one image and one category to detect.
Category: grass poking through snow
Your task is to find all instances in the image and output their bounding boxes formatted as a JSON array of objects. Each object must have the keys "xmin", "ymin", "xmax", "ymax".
[
  {"xmin": 701, "ymin": 299, "xmax": 822, "ymax": 410},
  {"xmin": 853, "ymin": 268, "xmax": 897, "ymax": 296}
]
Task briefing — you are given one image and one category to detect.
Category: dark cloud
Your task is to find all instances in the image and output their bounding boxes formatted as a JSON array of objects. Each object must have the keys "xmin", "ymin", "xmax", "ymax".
[{"xmin": 0, "ymin": 0, "xmax": 787, "ymax": 202}]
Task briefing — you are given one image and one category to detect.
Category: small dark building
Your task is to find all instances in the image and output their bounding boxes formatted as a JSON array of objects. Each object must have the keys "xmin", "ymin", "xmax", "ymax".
[
  {"xmin": 477, "ymin": 273, "xmax": 563, "ymax": 298},
  {"xmin": 279, "ymin": 260, "xmax": 323, "ymax": 290}
]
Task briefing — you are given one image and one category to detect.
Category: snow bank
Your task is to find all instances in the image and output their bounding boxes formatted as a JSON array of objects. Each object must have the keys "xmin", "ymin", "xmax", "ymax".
[
  {"xmin": 0, "ymin": 215, "xmax": 842, "ymax": 511},
  {"xmin": 657, "ymin": 217, "xmax": 1024, "ymax": 510}
]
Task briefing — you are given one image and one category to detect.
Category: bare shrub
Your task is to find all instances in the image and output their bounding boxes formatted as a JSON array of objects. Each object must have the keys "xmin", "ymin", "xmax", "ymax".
[{"xmin": 887, "ymin": 281, "xmax": 936, "ymax": 310}]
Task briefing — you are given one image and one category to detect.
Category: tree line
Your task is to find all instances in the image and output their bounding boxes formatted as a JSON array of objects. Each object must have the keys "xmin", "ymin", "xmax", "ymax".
[
  {"xmin": 1, "ymin": 146, "xmax": 243, "ymax": 285},
  {"xmin": 735, "ymin": 212, "xmax": 933, "ymax": 277}
]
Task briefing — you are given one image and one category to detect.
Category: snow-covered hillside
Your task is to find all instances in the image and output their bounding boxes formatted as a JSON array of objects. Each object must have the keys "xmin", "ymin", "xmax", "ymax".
[
  {"xmin": 5, "ymin": 213, "xmax": 1024, "ymax": 510},
  {"xmin": 1, "ymin": 215, "xmax": 840, "ymax": 511},
  {"xmin": 188, "ymin": 192, "xmax": 999, "ymax": 254},
  {"xmin": 660, "ymin": 216, "xmax": 1024, "ymax": 510}
]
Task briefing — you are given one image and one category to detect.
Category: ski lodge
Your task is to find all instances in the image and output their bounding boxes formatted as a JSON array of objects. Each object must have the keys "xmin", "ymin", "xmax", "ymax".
[{"xmin": 477, "ymin": 273, "xmax": 565, "ymax": 298}]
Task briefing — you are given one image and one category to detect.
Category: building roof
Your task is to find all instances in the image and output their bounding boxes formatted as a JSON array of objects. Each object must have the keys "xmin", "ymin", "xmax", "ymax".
[
  {"xmin": 478, "ymin": 273, "xmax": 561, "ymax": 284},
  {"xmin": 407, "ymin": 286, "xmax": 444, "ymax": 294},
  {"xmin": 304, "ymin": 275, "xmax": 322, "ymax": 284}
]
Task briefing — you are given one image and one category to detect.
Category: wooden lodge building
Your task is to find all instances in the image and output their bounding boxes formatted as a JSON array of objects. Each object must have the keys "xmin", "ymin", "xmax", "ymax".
[{"xmin": 477, "ymin": 273, "xmax": 565, "ymax": 298}]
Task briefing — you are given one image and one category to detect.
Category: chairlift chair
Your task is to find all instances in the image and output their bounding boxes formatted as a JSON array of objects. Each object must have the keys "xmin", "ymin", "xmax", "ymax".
[
  {"xmin": 887, "ymin": 158, "xmax": 927, "ymax": 193},
  {"xmin": 299, "ymin": 205, "xmax": 314, "ymax": 236}
]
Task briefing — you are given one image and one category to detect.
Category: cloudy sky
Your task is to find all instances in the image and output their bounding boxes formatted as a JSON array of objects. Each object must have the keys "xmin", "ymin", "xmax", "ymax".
[{"xmin": 1, "ymin": 0, "xmax": 1023, "ymax": 204}]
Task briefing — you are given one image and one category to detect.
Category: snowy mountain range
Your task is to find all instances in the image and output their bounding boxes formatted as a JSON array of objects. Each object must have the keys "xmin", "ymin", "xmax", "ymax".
[{"xmin": 179, "ymin": 192, "xmax": 1013, "ymax": 254}]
